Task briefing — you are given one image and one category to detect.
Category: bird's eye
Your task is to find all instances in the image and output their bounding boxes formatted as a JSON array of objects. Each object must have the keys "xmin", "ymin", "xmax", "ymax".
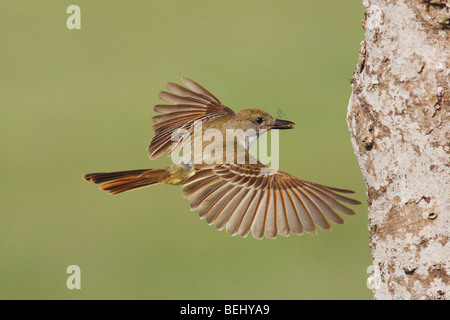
[{"xmin": 255, "ymin": 117, "xmax": 263, "ymax": 124}]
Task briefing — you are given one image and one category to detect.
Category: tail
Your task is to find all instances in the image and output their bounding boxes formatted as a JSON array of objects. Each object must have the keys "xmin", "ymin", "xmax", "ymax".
[{"xmin": 83, "ymin": 168, "xmax": 168, "ymax": 194}]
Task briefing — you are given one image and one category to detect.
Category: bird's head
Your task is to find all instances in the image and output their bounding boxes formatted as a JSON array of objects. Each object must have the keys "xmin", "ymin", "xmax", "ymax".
[{"xmin": 235, "ymin": 108, "xmax": 295, "ymax": 132}]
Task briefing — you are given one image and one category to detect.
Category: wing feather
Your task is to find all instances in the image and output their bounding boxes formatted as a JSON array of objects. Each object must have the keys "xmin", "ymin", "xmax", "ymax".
[
  {"xmin": 181, "ymin": 163, "xmax": 360, "ymax": 239},
  {"xmin": 149, "ymin": 78, "xmax": 235, "ymax": 159}
]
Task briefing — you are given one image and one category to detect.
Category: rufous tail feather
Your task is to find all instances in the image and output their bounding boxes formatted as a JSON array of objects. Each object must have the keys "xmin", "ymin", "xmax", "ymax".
[{"xmin": 83, "ymin": 168, "xmax": 167, "ymax": 194}]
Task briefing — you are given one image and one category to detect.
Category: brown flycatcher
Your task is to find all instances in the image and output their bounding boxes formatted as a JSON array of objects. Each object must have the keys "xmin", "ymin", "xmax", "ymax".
[{"xmin": 84, "ymin": 78, "xmax": 360, "ymax": 239}]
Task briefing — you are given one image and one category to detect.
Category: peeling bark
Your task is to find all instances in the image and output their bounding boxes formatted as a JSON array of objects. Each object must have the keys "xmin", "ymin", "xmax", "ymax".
[{"xmin": 347, "ymin": 0, "xmax": 449, "ymax": 299}]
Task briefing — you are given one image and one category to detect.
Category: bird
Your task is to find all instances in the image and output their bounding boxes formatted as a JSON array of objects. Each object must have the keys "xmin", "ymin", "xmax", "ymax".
[{"xmin": 83, "ymin": 78, "xmax": 361, "ymax": 239}]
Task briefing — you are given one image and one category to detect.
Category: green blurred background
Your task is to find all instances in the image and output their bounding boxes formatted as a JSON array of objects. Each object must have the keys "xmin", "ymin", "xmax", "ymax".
[{"xmin": 0, "ymin": 1, "xmax": 370, "ymax": 299}]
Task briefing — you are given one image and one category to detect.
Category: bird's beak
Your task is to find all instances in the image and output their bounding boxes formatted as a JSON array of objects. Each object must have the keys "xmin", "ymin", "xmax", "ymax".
[{"xmin": 268, "ymin": 119, "xmax": 295, "ymax": 130}]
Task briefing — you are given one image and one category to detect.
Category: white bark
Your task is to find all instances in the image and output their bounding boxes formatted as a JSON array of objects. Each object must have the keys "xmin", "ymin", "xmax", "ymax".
[{"xmin": 347, "ymin": 0, "xmax": 449, "ymax": 299}]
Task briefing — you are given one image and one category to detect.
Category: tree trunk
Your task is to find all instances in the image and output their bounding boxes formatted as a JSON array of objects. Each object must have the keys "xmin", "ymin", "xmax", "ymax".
[{"xmin": 347, "ymin": 0, "xmax": 449, "ymax": 299}]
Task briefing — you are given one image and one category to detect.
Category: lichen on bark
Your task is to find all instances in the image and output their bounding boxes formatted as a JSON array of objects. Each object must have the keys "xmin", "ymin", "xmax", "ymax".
[{"xmin": 347, "ymin": 0, "xmax": 449, "ymax": 299}]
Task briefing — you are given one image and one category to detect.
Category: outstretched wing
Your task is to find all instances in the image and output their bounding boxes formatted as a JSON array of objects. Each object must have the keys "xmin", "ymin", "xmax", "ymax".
[
  {"xmin": 148, "ymin": 78, "xmax": 235, "ymax": 159},
  {"xmin": 182, "ymin": 163, "xmax": 361, "ymax": 239}
]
